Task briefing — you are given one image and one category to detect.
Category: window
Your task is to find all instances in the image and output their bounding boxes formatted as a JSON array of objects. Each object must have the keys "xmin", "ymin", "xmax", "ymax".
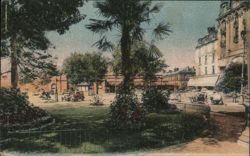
[
  {"xmin": 205, "ymin": 67, "xmax": 207, "ymax": 75},
  {"xmin": 212, "ymin": 66, "xmax": 215, "ymax": 74},
  {"xmin": 220, "ymin": 20, "xmax": 226, "ymax": 48},
  {"xmin": 205, "ymin": 56, "xmax": 207, "ymax": 65},
  {"xmin": 212, "ymin": 53, "xmax": 215, "ymax": 63},
  {"xmin": 233, "ymin": 13, "xmax": 239, "ymax": 43}
]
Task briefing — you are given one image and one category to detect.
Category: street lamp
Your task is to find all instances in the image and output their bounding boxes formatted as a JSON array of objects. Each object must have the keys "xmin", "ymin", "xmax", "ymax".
[{"xmin": 240, "ymin": 27, "xmax": 247, "ymax": 105}]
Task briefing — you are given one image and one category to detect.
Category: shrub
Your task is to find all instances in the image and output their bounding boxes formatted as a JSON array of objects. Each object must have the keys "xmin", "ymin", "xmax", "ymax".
[
  {"xmin": 142, "ymin": 86, "xmax": 170, "ymax": 113},
  {"xmin": 216, "ymin": 63, "xmax": 247, "ymax": 93},
  {"xmin": 0, "ymin": 88, "xmax": 49, "ymax": 125},
  {"xmin": 109, "ymin": 90, "xmax": 146, "ymax": 129},
  {"xmin": 90, "ymin": 95, "xmax": 104, "ymax": 106}
]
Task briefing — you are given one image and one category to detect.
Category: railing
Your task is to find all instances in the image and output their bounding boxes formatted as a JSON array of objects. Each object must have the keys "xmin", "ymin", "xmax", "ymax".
[{"xmin": 0, "ymin": 126, "xmax": 195, "ymax": 153}]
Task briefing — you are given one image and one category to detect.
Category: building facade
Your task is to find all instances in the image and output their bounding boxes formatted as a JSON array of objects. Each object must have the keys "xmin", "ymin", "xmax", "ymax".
[
  {"xmin": 163, "ymin": 67, "xmax": 195, "ymax": 89},
  {"xmin": 217, "ymin": 0, "xmax": 250, "ymax": 70},
  {"xmin": 189, "ymin": 0, "xmax": 250, "ymax": 88},
  {"xmin": 188, "ymin": 27, "xmax": 220, "ymax": 88}
]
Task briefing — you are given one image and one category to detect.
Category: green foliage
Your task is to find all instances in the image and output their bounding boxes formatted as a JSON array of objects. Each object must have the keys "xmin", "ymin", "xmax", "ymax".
[
  {"xmin": 2, "ymin": 107, "xmax": 208, "ymax": 153},
  {"xmin": 142, "ymin": 87, "xmax": 170, "ymax": 113},
  {"xmin": 19, "ymin": 53, "xmax": 59, "ymax": 84},
  {"xmin": 147, "ymin": 112, "xmax": 208, "ymax": 140},
  {"xmin": 1, "ymin": 0, "xmax": 86, "ymax": 87},
  {"xmin": 86, "ymin": 0, "xmax": 171, "ymax": 90},
  {"xmin": 63, "ymin": 52, "xmax": 108, "ymax": 85},
  {"xmin": 216, "ymin": 63, "xmax": 247, "ymax": 93},
  {"xmin": 0, "ymin": 88, "xmax": 48, "ymax": 125},
  {"xmin": 109, "ymin": 90, "xmax": 146, "ymax": 129},
  {"xmin": 86, "ymin": 0, "xmax": 171, "ymax": 51},
  {"xmin": 112, "ymin": 41, "xmax": 167, "ymax": 82},
  {"xmin": 90, "ymin": 95, "xmax": 104, "ymax": 106}
]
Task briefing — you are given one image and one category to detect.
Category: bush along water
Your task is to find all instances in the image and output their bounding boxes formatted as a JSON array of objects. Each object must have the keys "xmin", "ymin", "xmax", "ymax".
[
  {"xmin": 0, "ymin": 88, "xmax": 51, "ymax": 126},
  {"xmin": 142, "ymin": 86, "xmax": 170, "ymax": 113},
  {"xmin": 109, "ymin": 88, "xmax": 146, "ymax": 129}
]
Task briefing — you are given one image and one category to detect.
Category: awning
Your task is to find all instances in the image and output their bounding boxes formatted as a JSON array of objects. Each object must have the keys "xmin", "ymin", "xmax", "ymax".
[{"xmin": 188, "ymin": 75, "xmax": 219, "ymax": 87}]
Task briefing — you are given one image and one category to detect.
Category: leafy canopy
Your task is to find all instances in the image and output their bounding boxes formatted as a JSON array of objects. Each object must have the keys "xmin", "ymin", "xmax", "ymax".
[
  {"xmin": 62, "ymin": 52, "xmax": 108, "ymax": 85},
  {"xmin": 112, "ymin": 41, "xmax": 168, "ymax": 81},
  {"xmin": 216, "ymin": 63, "xmax": 248, "ymax": 93},
  {"xmin": 1, "ymin": 0, "xmax": 86, "ymax": 81}
]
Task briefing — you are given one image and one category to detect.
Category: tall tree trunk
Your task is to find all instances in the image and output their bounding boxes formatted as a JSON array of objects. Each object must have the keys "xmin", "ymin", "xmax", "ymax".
[
  {"xmin": 121, "ymin": 25, "xmax": 131, "ymax": 92},
  {"xmin": 10, "ymin": 37, "xmax": 18, "ymax": 89}
]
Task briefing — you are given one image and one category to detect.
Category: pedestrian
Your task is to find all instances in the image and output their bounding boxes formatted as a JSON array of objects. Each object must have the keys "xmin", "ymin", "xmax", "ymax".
[{"xmin": 232, "ymin": 91, "xmax": 237, "ymax": 103}]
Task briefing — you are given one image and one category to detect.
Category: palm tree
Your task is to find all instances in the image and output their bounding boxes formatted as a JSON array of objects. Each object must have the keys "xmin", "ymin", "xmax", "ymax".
[{"xmin": 86, "ymin": 0, "xmax": 171, "ymax": 92}]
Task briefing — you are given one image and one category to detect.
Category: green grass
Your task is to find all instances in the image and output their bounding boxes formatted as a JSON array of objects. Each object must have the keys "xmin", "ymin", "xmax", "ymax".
[{"xmin": 2, "ymin": 106, "xmax": 208, "ymax": 153}]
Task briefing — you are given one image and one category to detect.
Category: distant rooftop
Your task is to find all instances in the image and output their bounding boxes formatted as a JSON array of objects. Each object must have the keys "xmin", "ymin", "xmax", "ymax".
[
  {"xmin": 165, "ymin": 67, "xmax": 195, "ymax": 76},
  {"xmin": 196, "ymin": 26, "xmax": 217, "ymax": 48}
]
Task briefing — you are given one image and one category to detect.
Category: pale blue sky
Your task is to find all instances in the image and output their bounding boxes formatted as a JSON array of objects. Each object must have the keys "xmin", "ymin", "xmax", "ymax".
[{"xmin": 46, "ymin": 1, "xmax": 220, "ymax": 69}]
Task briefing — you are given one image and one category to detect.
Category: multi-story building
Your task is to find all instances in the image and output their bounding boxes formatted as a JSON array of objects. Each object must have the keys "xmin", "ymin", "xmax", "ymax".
[
  {"xmin": 188, "ymin": 27, "xmax": 220, "ymax": 88},
  {"xmin": 163, "ymin": 67, "xmax": 195, "ymax": 89},
  {"xmin": 217, "ymin": 0, "xmax": 250, "ymax": 71},
  {"xmin": 189, "ymin": 0, "xmax": 250, "ymax": 89}
]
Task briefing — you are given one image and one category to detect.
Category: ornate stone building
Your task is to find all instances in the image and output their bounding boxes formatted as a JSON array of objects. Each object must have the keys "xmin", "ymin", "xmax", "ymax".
[
  {"xmin": 189, "ymin": 0, "xmax": 250, "ymax": 88},
  {"xmin": 217, "ymin": 0, "xmax": 250, "ymax": 70}
]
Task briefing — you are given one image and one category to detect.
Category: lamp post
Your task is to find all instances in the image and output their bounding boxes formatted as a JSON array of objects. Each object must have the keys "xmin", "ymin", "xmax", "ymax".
[{"xmin": 240, "ymin": 27, "xmax": 247, "ymax": 105}]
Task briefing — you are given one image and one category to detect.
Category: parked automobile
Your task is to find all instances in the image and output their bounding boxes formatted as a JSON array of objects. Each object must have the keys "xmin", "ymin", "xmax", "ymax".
[
  {"xmin": 72, "ymin": 91, "xmax": 85, "ymax": 101},
  {"xmin": 62, "ymin": 91, "xmax": 85, "ymax": 102},
  {"xmin": 210, "ymin": 91, "xmax": 223, "ymax": 105}
]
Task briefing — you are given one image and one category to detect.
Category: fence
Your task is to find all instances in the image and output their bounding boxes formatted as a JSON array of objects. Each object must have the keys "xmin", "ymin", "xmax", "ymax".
[{"xmin": 0, "ymin": 127, "xmax": 192, "ymax": 153}]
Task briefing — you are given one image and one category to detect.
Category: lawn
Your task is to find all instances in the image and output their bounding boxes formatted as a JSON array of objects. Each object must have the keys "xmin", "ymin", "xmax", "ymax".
[{"xmin": 2, "ymin": 106, "xmax": 208, "ymax": 153}]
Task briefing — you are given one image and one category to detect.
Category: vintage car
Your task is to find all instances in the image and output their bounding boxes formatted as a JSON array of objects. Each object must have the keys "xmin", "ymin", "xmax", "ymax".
[{"xmin": 62, "ymin": 91, "xmax": 85, "ymax": 102}]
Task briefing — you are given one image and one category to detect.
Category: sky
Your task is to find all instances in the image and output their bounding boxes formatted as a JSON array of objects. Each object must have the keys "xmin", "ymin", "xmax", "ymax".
[{"xmin": 2, "ymin": 1, "xmax": 221, "ymax": 72}]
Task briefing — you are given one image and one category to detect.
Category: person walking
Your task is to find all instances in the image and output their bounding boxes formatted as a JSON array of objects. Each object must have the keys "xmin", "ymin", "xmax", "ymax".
[{"xmin": 232, "ymin": 91, "xmax": 238, "ymax": 103}]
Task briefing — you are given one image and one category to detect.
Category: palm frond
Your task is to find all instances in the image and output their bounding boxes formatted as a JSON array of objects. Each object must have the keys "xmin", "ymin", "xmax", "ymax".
[
  {"xmin": 131, "ymin": 26, "xmax": 145, "ymax": 43},
  {"xmin": 149, "ymin": 44, "xmax": 163, "ymax": 58},
  {"xmin": 86, "ymin": 19, "xmax": 116, "ymax": 34},
  {"xmin": 92, "ymin": 36, "xmax": 114, "ymax": 51},
  {"xmin": 153, "ymin": 22, "xmax": 172, "ymax": 40}
]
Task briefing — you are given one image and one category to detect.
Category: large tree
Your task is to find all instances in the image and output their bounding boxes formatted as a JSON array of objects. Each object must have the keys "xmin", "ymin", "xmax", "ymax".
[
  {"xmin": 62, "ymin": 52, "xmax": 108, "ymax": 94},
  {"xmin": 1, "ymin": 0, "xmax": 86, "ymax": 88},
  {"xmin": 86, "ymin": 0, "xmax": 171, "ymax": 92}
]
